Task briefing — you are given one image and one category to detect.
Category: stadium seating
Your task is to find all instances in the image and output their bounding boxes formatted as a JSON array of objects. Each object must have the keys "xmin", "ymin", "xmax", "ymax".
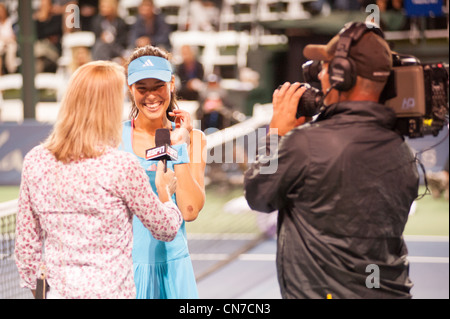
[{"xmin": 0, "ymin": 73, "xmax": 65, "ymax": 122}]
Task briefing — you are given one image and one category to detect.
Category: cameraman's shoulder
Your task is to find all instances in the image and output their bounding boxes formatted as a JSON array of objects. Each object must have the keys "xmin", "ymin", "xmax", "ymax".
[
  {"xmin": 280, "ymin": 123, "xmax": 313, "ymax": 150},
  {"xmin": 288, "ymin": 121, "xmax": 316, "ymax": 138}
]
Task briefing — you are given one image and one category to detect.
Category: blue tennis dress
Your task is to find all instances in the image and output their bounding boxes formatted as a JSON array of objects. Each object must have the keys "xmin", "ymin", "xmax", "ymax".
[{"xmin": 121, "ymin": 120, "xmax": 198, "ymax": 299}]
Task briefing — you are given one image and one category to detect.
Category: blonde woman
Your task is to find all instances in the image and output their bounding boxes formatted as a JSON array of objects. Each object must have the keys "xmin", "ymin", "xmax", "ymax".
[{"xmin": 14, "ymin": 61, "xmax": 182, "ymax": 299}]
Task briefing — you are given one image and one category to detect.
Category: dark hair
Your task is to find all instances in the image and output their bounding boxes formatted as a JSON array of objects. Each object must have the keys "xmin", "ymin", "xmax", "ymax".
[{"xmin": 124, "ymin": 45, "xmax": 178, "ymax": 121}]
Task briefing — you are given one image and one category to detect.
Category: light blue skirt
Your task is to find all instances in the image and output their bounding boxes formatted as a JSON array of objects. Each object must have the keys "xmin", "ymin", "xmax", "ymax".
[{"xmin": 132, "ymin": 216, "xmax": 199, "ymax": 299}]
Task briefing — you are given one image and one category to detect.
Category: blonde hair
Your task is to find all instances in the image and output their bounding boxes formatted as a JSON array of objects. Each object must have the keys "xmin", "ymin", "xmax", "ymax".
[{"xmin": 44, "ymin": 60, "xmax": 125, "ymax": 163}]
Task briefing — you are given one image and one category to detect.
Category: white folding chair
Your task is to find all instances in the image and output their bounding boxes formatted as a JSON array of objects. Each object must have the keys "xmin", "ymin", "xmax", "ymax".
[
  {"xmin": 219, "ymin": 0, "xmax": 258, "ymax": 31},
  {"xmin": 59, "ymin": 31, "xmax": 95, "ymax": 64},
  {"xmin": 0, "ymin": 73, "xmax": 65, "ymax": 122},
  {"xmin": 257, "ymin": 0, "xmax": 311, "ymax": 21},
  {"xmin": 35, "ymin": 73, "xmax": 65, "ymax": 123},
  {"xmin": 154, "ymin": 0, "xmax": 190, "ymax": 31},
  {"xmin": 0, "ymin": 74, "xmax": 23, "ymax": 122}
]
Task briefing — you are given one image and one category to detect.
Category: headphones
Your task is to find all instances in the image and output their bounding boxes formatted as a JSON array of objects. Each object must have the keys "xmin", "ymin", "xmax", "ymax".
[{"xmin": 328, "ymin": 22, "xmax": 385, "ymax": 92}]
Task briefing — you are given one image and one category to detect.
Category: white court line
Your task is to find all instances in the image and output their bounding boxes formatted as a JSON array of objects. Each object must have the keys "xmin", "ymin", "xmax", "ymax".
[
  {"xmin": 191, "ymin": 254, "xmax": 449, "ymax": 263},
  {"xmin": 191, "ymin": 253, "xmax": 276, "ymax": 261},
  {"xmin": 405, "ymin": 235, "xmax": 449, "ymax": 242},
  {"xmin": 187, "ymin": 233, "xmax": 260, "ymax": 240},
  {"xmin": 191, "ymin": 254, "xmax": 276, "ymax": 261},
  {"xmin": 188, "ymin": 234, "xmax": 450, "ymax": 242},
  {"xmin": 191, "ymin": 253, "xmax": 229, "ymax": 261},
  {"xmin": 408, "ymin": 256, "xmax": 449, "ymax": 264},
  {"xmin": 239, "ymin": 254, "xmax": 276, "ymax": 261}
]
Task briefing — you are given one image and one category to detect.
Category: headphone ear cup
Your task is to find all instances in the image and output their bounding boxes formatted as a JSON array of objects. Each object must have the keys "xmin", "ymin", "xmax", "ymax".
[{"xmin": 328, "ymin": 57, "xmax": 357, "ymax": 91}]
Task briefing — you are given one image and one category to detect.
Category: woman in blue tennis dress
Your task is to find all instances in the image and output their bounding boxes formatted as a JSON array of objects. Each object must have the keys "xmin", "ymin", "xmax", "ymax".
[{"xmin": 122, "ymin": 45, "xmax": 206, "ymax": 299}]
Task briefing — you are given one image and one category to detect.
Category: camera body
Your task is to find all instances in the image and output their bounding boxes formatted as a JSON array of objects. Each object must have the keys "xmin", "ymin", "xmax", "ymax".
[
  {"xmin": 295, "ymin": 83, "xmax": 324, "ymax": 118},
  {"xmin": 380, "ymin": 54, "xmax": 449, "ymax": 138},
  {"xmin": 298, "ymin": 54, "xmax": 449, "ymax": 138},
  {"xmin": 296, "ymin": 60, "xmax": 324, "ymax": 119}
]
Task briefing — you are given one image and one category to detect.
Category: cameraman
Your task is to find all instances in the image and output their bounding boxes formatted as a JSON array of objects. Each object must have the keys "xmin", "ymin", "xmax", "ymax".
[{"xmin": 244, "ymin": 22, "xmax": 419, "ymax": 299}]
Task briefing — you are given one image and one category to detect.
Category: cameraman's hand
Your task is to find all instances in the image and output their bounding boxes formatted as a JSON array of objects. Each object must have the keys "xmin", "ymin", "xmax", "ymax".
[{"xmin": 269, "ymin": 82, "xmax": 307, "ymax": 136}]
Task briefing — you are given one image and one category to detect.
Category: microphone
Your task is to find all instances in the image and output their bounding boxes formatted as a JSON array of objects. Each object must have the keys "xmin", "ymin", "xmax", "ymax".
[
  {"xmin": 317, "ymin": 83, "xmax": 338, "ymax": 113},
  {"xmin": 146, "ymin": 128, "xmax": 178, "ymax": 172}
]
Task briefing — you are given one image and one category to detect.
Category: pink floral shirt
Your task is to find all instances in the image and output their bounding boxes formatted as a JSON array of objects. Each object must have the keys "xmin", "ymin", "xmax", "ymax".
[{"xmin": 15, "ymin": 145, "xmax": 182, "ymax": 299}]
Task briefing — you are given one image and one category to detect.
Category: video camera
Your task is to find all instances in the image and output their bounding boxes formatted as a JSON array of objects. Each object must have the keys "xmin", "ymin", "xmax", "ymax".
[{"xmin": 299, "ymin": 53, "xmax": 449, "ymax": 138}]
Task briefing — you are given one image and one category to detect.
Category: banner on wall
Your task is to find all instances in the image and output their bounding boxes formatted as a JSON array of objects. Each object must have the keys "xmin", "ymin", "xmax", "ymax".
[
  {"xmin": 0, "ymin": 121, "xmax": 448, "ymax": 185},
  {"xmin": 404, "ymin": 0, "xmax": 444, "ymax": 17},
  {"xmin": 0, "ymin": 121, "xmax": 52, "ymax": 185}
]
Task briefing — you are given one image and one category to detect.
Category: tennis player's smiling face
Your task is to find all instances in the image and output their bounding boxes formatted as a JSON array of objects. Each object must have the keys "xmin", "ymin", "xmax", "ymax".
[{"xmin": 130, "ymin": 78, "xmax": 173, "ymax": 121}]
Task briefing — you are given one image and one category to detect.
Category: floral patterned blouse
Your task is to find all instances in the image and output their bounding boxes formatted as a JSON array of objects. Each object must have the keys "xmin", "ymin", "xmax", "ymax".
[{"xmin": 15, "ymin": 145, "xmax": 182, "ymax": 299}]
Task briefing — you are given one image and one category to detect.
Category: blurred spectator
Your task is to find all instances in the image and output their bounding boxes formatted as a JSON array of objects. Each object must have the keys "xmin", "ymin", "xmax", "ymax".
[
  {"xmin": 427, "ymin": 157, "xmax": 449, "ymax": 200},
  {"xmin": 69, "ymin": 46, "xmax": 92, "ymax": 74},
  {"xmin": 58, "ymin": 1, "xmax": 80, "ymax": 33},
  {"xmin": 91, "ymin": 0, "xmax": 128, "ymax": 62},
  {"xmin": 176, "ymin": 45, "xmax": 205, "ymax": 101},
  {"xmin": 52, "ymin": 0, "xmax": 76, "ymax": 14},
  {"xmin": 332, "ymin": 0, "xmax": 367, "ymax": 10},
  {"xmin": 0, "ymin": 2, "xmax": 18, "ymax": 75},
  {"xmin": 129, "ymin": 0, "xmax": 171, "ymax": 50},
  {"xmin": 376, "ymin": 0, "xmax": 403, "ymax": 12},
  {"xmin": 188, "ymin": 0, "xmax": 220, "ymax": 31},
  {"xmin": 34, "ymin": 0, "xmax": 64, "ymax": 73},
  {"xmin": 54, "ymin": 0, "xmax": 99, "ymax": 32},
  {"xmin": 304, "ymin": 0, "xmax": 328, "ymax": 15},
  {"xmin": 78, "ymin": 0, "xmax": 99, "ymax": 31},
  {"xmin": 52, "ymin": 0, "xmax": 79, "ymax": 20},
  {"xmin": 375, "ymin": 0, "xmax": 407, "ymax": 30},
  {"xmin": 197, "ymin": 74, "xmax": 233, "ymax": 132}
]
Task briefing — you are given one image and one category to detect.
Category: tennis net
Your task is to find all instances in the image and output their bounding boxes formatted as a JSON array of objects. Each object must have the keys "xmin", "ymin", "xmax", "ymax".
[{"xmin": 0, "ymin": 199, "xmax": 33, "ymax": 299}]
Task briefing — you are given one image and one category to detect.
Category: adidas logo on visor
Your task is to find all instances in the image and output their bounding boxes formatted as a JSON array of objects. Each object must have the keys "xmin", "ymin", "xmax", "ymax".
[{"xmin": 142, "ymin": 59, "xmax": 154, "ymax": 67}]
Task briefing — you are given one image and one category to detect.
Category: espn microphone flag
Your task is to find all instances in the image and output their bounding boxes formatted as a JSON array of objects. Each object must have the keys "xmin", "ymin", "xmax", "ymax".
[{"xmin": 146, "ymin": 128, "xmax": 178, "ymax": 171}]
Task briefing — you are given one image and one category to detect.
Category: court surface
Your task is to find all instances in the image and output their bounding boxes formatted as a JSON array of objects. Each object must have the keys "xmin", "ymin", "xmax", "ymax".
[{"xmin": 190, "ymin": 235, "xmax": 449, "ymax": 299}]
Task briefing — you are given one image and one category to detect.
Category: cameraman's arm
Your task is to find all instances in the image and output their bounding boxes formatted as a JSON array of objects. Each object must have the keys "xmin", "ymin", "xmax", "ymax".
[
  {"xmin": 269, "ymin": 82, "xmax": 307, "ymax": 136},
  {"xmin": 244, "ymin": 130, "xmax": 309, "ymax": 213},
  {"xmin": 244, "ymin": 82, "xmax": 309, "ymax": 212}
]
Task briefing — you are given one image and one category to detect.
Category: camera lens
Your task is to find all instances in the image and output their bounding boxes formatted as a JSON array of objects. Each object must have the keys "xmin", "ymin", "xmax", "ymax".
[
  {"xmin": 296, "ymin": 84, "xmax": 323, "ymax": 118},
  {"xmin": 302, "ymin": 60, "xmax": 322, "ymax": 83}
]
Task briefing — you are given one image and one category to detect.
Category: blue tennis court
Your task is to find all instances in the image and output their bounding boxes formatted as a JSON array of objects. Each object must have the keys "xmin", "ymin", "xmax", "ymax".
[{"xmin": 190, "ymin": 235, "xmax": 449, "ymax": 299}]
